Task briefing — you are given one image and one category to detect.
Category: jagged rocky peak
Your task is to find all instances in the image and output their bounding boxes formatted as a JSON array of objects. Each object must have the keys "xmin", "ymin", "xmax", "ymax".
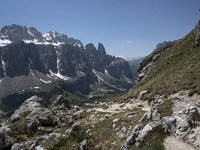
[
  {"xmin": 0, "ymin": 24, "xmax": 83, "ymax": 47},
  {"xmin": 156, "ymin": 41, "xmax": 172, "ymax": 49},
  {"xmin": 0, "ymin": 24, "xmax": 43, "ymax": 42},
  {"xmin": 85, "ymin": 42, "xmax": 107, "ymax": 55},
  {"xmin": 98, "ymin": 43, "xmax": 106, "ymax": 55},
  {"xmin": 85, "ymin": 43, "xmax": 96, "ymax": 50},
  {"xmin": 195, "ymin": 20, "xmax": 200, "ymax": 47}
]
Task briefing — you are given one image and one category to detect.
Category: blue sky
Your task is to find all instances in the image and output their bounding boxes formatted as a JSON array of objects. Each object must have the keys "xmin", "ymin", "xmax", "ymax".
[{"xmin": 0, "ymin": 0, "xmax": 199, "ymax": 59}]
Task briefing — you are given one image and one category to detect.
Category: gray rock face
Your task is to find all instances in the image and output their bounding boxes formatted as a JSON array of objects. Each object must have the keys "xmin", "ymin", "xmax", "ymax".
[
  {"xmin": 195, "ymin": 20, "xmax": 200, "ymax": 47},
  {"xmin": 10, "ymin": 96, "xmax": 43, "ymax": 122},
  {"xmin": 6, "ymin": 94, "xmax": 82, "ymax": 149},
  {"xmin": 10, "ymin": 96, "xmax": 57, "ymax": 135},
  {"xmin": 52, "ymin": 95, "xmax": 71, "ymax": 109},
  {"xmin": 26, "ymin": 108, "xmax": 54, "ymax": 134},
  {"xmin": 79, "ymin": 139, "xmax": 87, "ymax": 150},
  {"xmin": 0, "ymin": 28, "xmax": 133, "ymax": 97},
  {"xmin": 11, "ymin": 133, "xmax": 64, "ymax": 150},
  {"xmin": 50, "ymin": 94, "xmax": 82, "ymax": 127},
  {"xmin": 122, "ymin": 122, "xmax": 160, "ymax": 150},
  {"xmin": 162, "ymin": 106, "xmax": 200, "ymax": 135},
  {"xmin": 0, "ymin": 126, "xmax": 13, "ymax": 150}
]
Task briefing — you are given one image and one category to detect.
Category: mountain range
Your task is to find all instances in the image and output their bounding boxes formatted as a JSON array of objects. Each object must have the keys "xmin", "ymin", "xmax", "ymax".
[{"xmin": 0, "ymin": 24, "xmax": 133, "ymax": 98}]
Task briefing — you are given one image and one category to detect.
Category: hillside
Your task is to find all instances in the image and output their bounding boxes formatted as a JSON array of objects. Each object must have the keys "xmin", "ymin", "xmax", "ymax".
[{"xmin": 126, "ymin": 29, "xmax": 200, "ymax": 100}]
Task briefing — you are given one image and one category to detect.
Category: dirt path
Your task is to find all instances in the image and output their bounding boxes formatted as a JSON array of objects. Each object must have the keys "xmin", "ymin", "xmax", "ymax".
[
  {"xmin": 164, "ymin": 136, "xmax": 195, "ymax": 150},
  {"xmin": 93, "ymin": 100, "xmax": 150, "ymax": 113}
]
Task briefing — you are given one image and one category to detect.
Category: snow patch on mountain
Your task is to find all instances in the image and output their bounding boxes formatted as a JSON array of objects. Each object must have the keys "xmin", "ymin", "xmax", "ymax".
[
  {"xmin": 1, "ymin": 58, "xmax": 6, "ymax": 76},
  {"xmin": 0, "ymin": 39, "xmax": 12, "ymax": 47},
  {"xmin": 92, "ymin": 69, "xmax": 126, "ymax": 91},
  {"xmin": 43, "ymin": 33, "xmax": 52, "ymax": 41},
  {"xmin": 28, "ymin": 28, "xmax": 35, "ymax": 38},
  {"xmin": 39, "ymin": 79, "xmax": 52, "ymax": 83},
  {"xmin": 49, "ymin": 70, "xmax": 70, "ymax": 81},
  {"xmin": 23, "ymin": 39, "xmax": 64, "ymax": 46}
]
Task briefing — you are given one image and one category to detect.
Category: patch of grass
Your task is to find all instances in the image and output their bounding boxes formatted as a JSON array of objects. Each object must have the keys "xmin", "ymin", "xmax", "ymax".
[
  {"xmin": 49, "ymin": 128, "xmax": 86, "ymax": 150},
  {"xmin": 9, "ymin": 110, "xmax": 31, "ymax": 142},
  {"xmin": 10, "ymin": 117, "xmax": 27, "ymax": 142},
  {"xmin": 10, "ymin": 117, "xmax": 26, "ymax": 133},
  {"xmin": 129, "ymin": 125, "xmax": 166, "ymax": 150},
  {"xmin": 157, "ymin": 99, "xmax": 173, "ymax": 118}
]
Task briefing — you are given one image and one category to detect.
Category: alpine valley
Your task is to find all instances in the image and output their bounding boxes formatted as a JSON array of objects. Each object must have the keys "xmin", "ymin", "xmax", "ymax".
[{"xmin": 1, "ymin": 19, "xmax": 200, "ymax": 150}]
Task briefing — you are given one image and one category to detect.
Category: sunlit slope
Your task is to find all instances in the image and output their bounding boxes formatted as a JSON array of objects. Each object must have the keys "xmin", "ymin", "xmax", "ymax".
[{"xmin": 127, "ymin": 30, "xmax": 200, "ymax": 100}]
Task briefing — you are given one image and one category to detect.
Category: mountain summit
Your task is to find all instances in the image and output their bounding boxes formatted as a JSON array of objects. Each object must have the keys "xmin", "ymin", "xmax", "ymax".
[{"xmin": 0, "ymin": 24, "xmax": 82, "ymax": 47}]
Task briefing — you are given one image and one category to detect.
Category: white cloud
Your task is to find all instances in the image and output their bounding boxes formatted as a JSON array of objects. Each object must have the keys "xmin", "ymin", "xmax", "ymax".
[{"xmin": 126, "ymin": 40, "xmax": 132, "ymax": 44}]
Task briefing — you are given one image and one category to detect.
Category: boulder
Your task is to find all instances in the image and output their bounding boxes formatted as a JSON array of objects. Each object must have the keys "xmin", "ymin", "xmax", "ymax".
[
  {"xmin": 52, "ymin": 95, "xmax": 71, "ymax": 109},
  {"xmin": 26, "ymin": 108, "xmax": 54, "ymax": 134},
  {"xmin": 138, "ymin": 90, "xmax": 147, "ymax": 100},
  {"xmin": 121, "ymin": 122, "xmax": 160, "ymax": 150},
  {"xmin": 11, "ymin": 133, "xmax": 64, "ymax": 150},
  {"xmin": 0, "ymin": 126, "xmax": 13, "ymax": 150},
  {"xmin": 147, "ymin": 105, "xmax": 160, "ymax": 121},
  {"xmin": 11, "ymin": 144, "xmax": 27, "ymax": 150},
  {"xmin": 79, "ymin": 139, "xmax": 87, "ymax": 150},
  {"xmin": 162, "ymin": 106, "xmax": 200, "ymax": 135},
  {"xmin": 10, "ymin": 96, "xmax": 43, "ymax": 122}
]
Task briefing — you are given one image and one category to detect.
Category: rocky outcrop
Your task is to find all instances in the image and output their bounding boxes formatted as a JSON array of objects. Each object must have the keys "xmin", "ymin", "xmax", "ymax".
[
  {"xmin": 195, "ymin": 20, "xmax": 200, "ymax": 47},
  {"xmin": 123, "ymin": 91, "xmax": 200, "ymax": 150},
  {"xmin": 26, "ymin": 108, "xmax": 54, "ymax": 134},
  {"xmin": 122, "ymin": 121, "xmax": 161, "ymax": 150},
  {"xmin": 51, "ymin": 95, "xmax": 81, "ymax": 125},
  {"xmin": 0, "ymin": 126, "xmax": 13, "ymax": 150},
  {"xmin": 11, "ymin": 133, "xmax": 64, "ymax": 150},
  {"xmin": 6, "ymin": 94, "xmax": 82, "ymax": 149},
  {"xmin": 10, "ymin": 96, "xmax": 43, "ymax": 122},
  {"xmin": 52, "ymin": 95, "xmax": 71, "ymax": 109},
  {"xmin": 162, "ymin": 106, "xmax": 200, "ymax": 134}
]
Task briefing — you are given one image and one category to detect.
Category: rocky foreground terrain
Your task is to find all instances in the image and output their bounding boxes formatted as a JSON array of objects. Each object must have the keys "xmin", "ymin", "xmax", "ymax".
[{"xmin": 2, "ymin": 90, "xmax": 200, "ymax": 150}]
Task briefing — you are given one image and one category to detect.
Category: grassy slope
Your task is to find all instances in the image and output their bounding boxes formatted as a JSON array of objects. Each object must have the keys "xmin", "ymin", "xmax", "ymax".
[{"xmin": 126, "ymin": 30, "xmax": 200, "ymax": 100}]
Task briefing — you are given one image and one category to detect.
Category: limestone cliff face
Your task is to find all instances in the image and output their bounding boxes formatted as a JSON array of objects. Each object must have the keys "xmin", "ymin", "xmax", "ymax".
[{"xmin": 0, "ymin": 28, "xmax": 133, "ymax": 97}]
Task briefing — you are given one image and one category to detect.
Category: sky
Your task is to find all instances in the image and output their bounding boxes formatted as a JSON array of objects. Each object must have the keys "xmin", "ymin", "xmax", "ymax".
[{"xmin": 0, "ymin": 0, "xmax": 199, "ymax": 59}]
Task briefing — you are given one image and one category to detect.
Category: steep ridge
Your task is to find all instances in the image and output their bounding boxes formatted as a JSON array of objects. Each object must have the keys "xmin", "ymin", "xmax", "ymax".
[
  {"xmin": 116, "ymin": 21, "xmax": 200, "ymax": 150},
  {"xmin": 126, "ymin": 27, "xmax": 200, "ymax": 100}
]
